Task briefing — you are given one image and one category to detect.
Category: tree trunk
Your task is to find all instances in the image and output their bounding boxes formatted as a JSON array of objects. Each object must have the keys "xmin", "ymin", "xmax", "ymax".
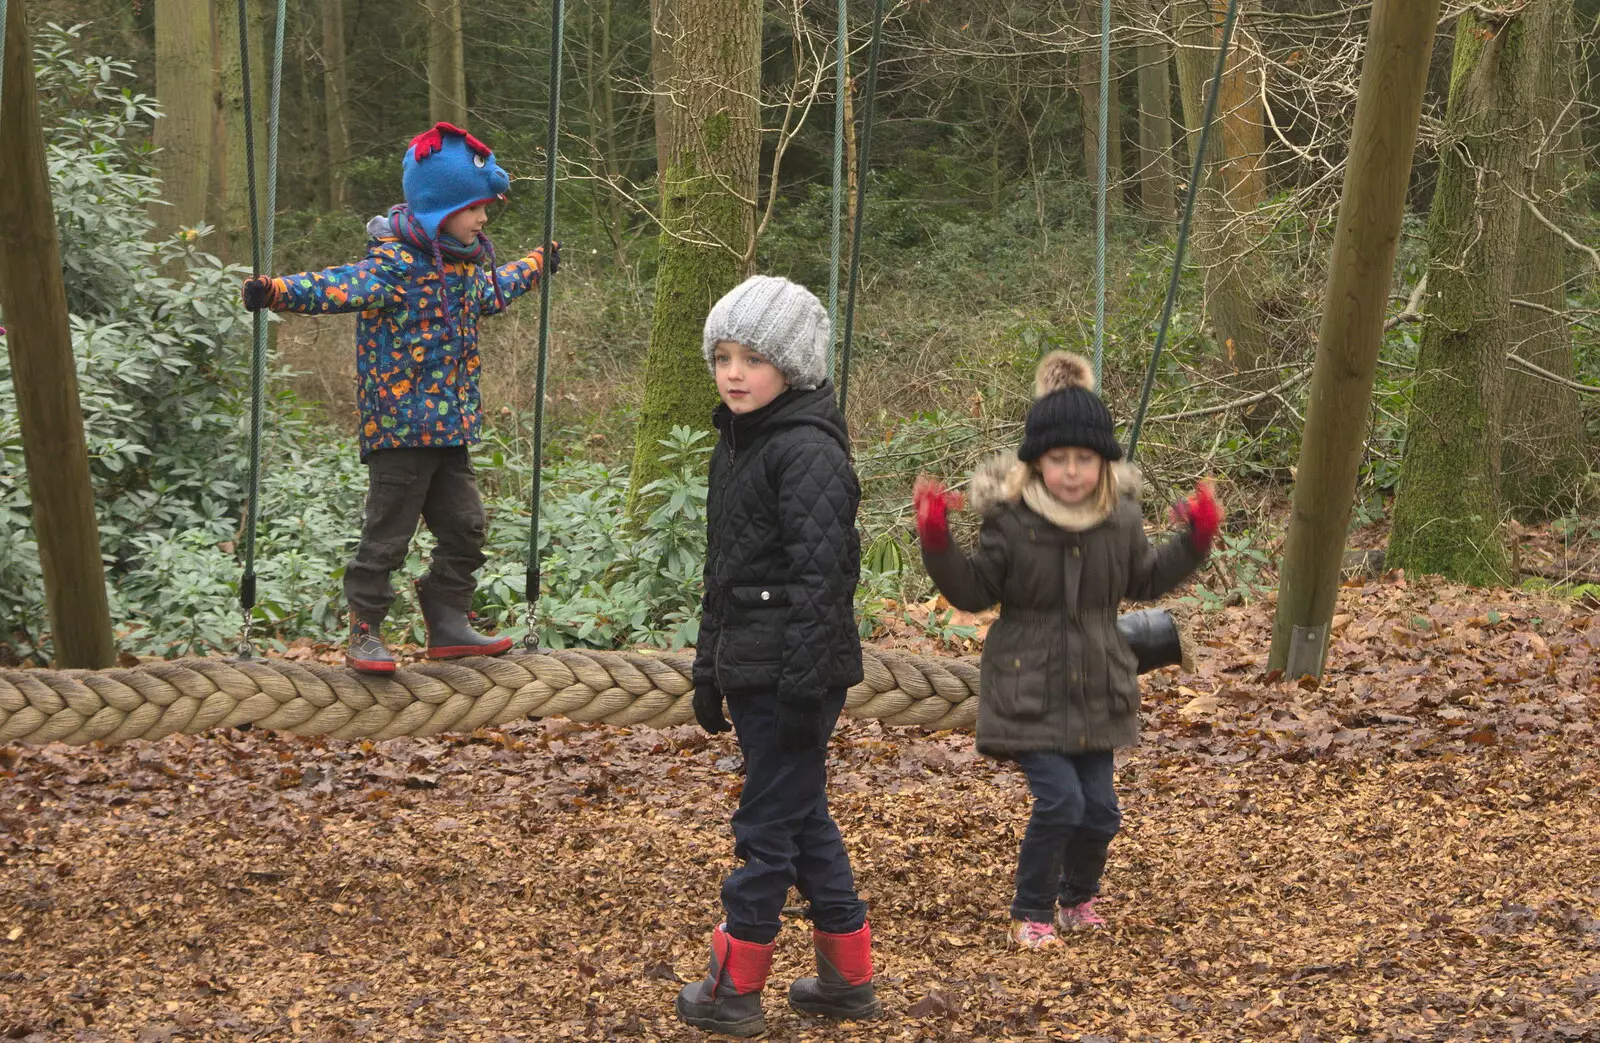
[
  {"xmin": 585, "ymin": 0, "xmax": 630, "ymax": 270},
  {"xmin": 217, "ymin": 0, "xmax": 270, "ymax": 267},
  {"xmin": 1214, "ymin": 3, "xmax": 1264, "ymax": 212},
  {"xmin": 426, "ymin": 0, "xmax": 467, "ymax": 127},
  {"xmin": 598, "ymin": 0, "xmax": 630, "ymax": 269},
  {"xmin": 1501, "ymin": 3, "xmax": 1585, "ymax": 519},
  {"xmin": 295, "ymin": 0, "xmax": 319, "ymax": 207},
  {"xmin": 1389, "ymin": 2, "xmax": 1562, "ymax": 585},
  {"xmin": 843, "ymin": 55, "xmax": 858, "ymax": 256},
  {"xmin": 628, "ymin": 0, "xmax": 761, "ymax": 510},
  {"xmin": 650, "ymin": 0, "xmax": 676, "ymax": 197},
  {"xmin": 1267, "ymin": 0, "xmax": 1440, "ymax": 676},
  {"xmin": 1173, "ymin": 0, "xmax": 1276, "ymax": 431},
  {"xmin": 207, "ymin": 0, "xmax": 227, "ymax": 234},
  {"xmin": 150, "ymin": 0, "xmax": 214, "ymax": 240},
  {"xmin": 1136, "ymin": 0, "xmax": 1175, "ymax": 223},
  {"xmin": 1077, "ymin": 0, "xmax": 1121, "ymax": 208},
  {"xmin": 322, "ymin": 0, "xmax": 349, "ymax": 208},
  {"xmin": 0, "ymin": 0, "xmax": 117, "ymax": 669}
]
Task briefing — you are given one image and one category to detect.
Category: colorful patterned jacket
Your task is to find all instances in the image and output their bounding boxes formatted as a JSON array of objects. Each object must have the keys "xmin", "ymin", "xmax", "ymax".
[{"xmin": 269, "ymin": 230, "xmax": 545, "ymax": 459}]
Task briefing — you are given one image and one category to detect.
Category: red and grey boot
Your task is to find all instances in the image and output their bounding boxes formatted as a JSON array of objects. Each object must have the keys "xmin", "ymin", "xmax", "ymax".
[
  {"xmin": 675, "ymin": 924, "xmax": 774, "ymax": 1038},
  {"xmin": 415, "ymin": 582, "xmax": 512, "ymax": 659},
  {"xmin": 788, "ymin": 921, "xmax": 881, "ymax": 1020},
  {"xmin": 346, "ymin": 618, "xmax": 396, "ymax": 675}
]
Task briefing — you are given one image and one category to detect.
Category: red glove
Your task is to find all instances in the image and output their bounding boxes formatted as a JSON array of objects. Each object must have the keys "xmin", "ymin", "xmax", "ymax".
[
  {"xmin": 1171, "ymin": 482, "xmax": 1222, "ymax": 555},
  {"xmin": 914, "ymin": 476, "xmax": 964, "ymax": 553}
]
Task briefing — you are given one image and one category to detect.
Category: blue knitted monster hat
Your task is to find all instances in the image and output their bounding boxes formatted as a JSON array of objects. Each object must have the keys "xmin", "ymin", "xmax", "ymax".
[{"xmin": 401, "ymin": 122, "xmax": 511, "ymax": 240}]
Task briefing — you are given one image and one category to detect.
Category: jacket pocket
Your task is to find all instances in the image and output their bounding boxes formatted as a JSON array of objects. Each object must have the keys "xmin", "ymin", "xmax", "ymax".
[
  {"xmin": 1108, "ymin": 638, "xmax": 1140, "ymax": 714},
  {"xmin": 719, "ymin": 585, "xmax": 789, "ymax": 686},
  {"xmin": 989, "ymin": 649, "xmax": 1050, "ymax": 722}
]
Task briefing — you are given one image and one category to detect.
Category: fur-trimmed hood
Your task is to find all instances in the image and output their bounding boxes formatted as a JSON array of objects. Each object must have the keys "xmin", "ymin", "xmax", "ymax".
[{"xmin": 966, "ymin": 450, "xmax": 1142, "ymax": 523}]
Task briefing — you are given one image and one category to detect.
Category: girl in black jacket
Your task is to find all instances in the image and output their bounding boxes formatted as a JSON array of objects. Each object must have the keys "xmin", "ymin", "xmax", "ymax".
[{"xmin": 674, "ymin": 276, "xmax": 879, "ymax": 1036}]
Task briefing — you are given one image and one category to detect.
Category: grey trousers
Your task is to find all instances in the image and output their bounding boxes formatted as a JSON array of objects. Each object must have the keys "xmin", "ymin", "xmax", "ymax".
[{"xmin": 345, "ymin": 446, "xmax": 487, "ymax": 621}]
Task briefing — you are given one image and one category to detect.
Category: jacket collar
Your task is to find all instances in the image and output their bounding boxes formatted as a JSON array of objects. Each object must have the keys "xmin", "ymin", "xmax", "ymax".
[{"xmin": 712, "ymin": 381, "xmax": 849, "ymax": 451}]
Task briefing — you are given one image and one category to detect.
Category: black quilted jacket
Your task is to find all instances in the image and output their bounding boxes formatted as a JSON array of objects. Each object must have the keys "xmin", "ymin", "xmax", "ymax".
[{"xmin": 692, "ymin": 383, "xmax": 865, "ymax": 711}]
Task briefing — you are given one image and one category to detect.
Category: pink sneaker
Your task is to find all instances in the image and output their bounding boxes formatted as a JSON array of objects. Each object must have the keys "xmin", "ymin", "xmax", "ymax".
[
  {"xmin": 1057, "ymin": 899, "xmax": 1106, "ymax": 930},
  {"xmin": 1007, "ymin": 920, "xmax": 1062, "ymax": 950}
]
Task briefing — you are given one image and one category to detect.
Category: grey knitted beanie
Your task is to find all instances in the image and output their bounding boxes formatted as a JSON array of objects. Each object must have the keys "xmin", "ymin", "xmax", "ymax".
[{"xmin": 702, "ymin": 275, "xmax": 831, "ymax": 391}]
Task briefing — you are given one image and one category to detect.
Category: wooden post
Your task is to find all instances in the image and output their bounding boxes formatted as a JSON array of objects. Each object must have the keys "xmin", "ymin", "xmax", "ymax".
[
  {"xmin": 1268, "ymin": 0, "xmax": 1440, "ymax": 675},
  {"xmin": 0, "ymin": 0, "xmax": 117, "ymax": 668}
]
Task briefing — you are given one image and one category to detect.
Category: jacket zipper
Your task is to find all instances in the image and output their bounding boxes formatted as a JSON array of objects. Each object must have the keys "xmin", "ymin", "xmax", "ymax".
[{"xmin": 713, "ymin": 422, "xmax": 736, "ymax": 693}]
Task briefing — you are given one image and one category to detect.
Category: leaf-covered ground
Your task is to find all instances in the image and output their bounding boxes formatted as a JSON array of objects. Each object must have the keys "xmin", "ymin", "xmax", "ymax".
[{"xmin": 1, "ymin": 574, "xmax": 1597, "ymax": 1042}]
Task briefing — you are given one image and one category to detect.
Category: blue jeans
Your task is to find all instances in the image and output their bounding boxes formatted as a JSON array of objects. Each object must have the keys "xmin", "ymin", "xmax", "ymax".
[
  {"xmin": 720, "ymin": 688, "xmax": 867, "ymax": 944},
  {"xmin": 1010, "ymin": 750, "xmax": 1121, "ymax": 922}
]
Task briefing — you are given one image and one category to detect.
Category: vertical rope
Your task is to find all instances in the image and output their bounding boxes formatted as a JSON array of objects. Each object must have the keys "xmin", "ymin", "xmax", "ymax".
[
  {"xmin": 825, "ymin": 0, "xmax": 847, "ymax": 378},
  {"xmin": 0, "ymin": 0, "xmax": 9, "ymax": 122},
  {"xmin": 524, "ymin": 0, "xmax": 564, "ymax": 645},
  {"xmin": 237, "ymin": 0, "xmax": 286, "ymax": 651},
  {"xmin": 1093, "ymin": 0, "xmax": 1110, "ymax": 386},
  {"xmin": 839, "ymin": 0, "xmax": 885, "ymax": 413},
  {"xmin": 1125, "ymin": 0, "xmax": 1240, "ymax": 461}
]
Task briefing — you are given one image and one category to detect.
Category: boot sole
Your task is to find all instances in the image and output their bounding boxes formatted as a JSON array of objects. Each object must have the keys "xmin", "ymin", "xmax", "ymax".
[
  {"xmin": 674, "ymin": 1003, "xmax": 766, "ymax": 1038},
  {"xmin": 426, "ymin": 638, "xmax": 513, "ymax": 659},
  {"xmin": 347, "ymin": 657, "xmax": 396, "ymax": 675},
  {"xmin": 789, "ymin": 997, "xmax": 882, "ymax": 1020}
]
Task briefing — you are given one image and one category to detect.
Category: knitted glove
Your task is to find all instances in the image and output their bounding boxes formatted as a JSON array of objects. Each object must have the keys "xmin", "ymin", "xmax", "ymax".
[
  {"xmin": 777, "ymin": 701, "xmax": 824, "ymax": 753},
  {"xmin": 241, "ymin": 275, "xmax": 277, "ymax": 312},
  {"xmin": 913, "ymin": 476, "xmax": 964, "ymax": 553},
  {"xmin": 693, "ymin": 683, "xmax": 730, "ymax": 734},
  {"xmin": 1171, "ymin": 482, "xmax": 1223, "ymax": 555}
]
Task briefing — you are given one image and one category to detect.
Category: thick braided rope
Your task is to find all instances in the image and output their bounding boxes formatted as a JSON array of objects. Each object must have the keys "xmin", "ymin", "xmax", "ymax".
[{"xmin": 0, "ymin": 648, "xmax": 981, "ymax": 747}]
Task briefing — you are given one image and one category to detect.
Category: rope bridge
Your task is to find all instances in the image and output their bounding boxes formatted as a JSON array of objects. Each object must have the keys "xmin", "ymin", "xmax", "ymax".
[{"xmin": 0, "ymin": 648, "xmax": 981, "ymax": 747}]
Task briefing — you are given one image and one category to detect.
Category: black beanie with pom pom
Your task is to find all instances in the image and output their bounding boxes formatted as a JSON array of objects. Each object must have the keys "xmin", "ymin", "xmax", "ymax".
[{"xmin": 1017, "ymin": 351, "xmax": 1123, "ymax": 462}]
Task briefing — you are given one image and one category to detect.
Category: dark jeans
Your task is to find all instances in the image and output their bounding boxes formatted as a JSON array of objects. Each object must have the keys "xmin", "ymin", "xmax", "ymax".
[
  {"xmin": 345, "ymin": 446, "xmax": 487, "ymax": 621},
  {"xmin": 720, "ymin": 688, "xmax": 867, "ymax": 945},
  {"xmin": 1011, "ymin": 750, "xmax": 1121, "ymax": 922}
]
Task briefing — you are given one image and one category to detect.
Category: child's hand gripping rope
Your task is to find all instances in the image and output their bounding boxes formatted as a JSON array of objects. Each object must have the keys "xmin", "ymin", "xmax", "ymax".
[
  {"xmin": 240, "ymin": 275, "xmax": 278, "ymax": 312},
  {"xmin": 913, "ymin": 476, "xmax": 965, "ymax": 553}
]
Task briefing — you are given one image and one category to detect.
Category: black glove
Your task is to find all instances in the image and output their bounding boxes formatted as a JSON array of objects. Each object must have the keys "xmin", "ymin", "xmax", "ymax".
[
  {"xmin": 693, "ymin": 683, "xmax": 730, "ymax": 734},
  {"xmin": 777, "ymin": 701, "xmax": 824, "ymax": 753},
  {"xmin": 537, "ymin": 240, "xmax": 561, "ymax": 277},
  {"xmin": 241, "ymin": 275, "xmax": 275, "ymax": 311}
]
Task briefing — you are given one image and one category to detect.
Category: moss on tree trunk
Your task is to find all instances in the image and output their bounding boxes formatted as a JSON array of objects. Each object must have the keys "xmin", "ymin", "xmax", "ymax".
[
  {"xmin": 627, "ymin": 0, "xmax": 760, "ymax": 512},
  {"xmin": 1389, "ymin": 2, "xmax": 1562, "ymax": 583}
]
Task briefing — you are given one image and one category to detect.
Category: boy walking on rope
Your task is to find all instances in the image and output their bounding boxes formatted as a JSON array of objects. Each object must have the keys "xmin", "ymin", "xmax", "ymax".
[
  {"xmin": 241, "ymin": 123, "xmax": 558, "ymax": 674},
  {"xmin": 915, "ymin": 352, "xmax": 1220, "ymax": 949},
  {"xmin": 676, "ymin": 276, "xmax": 879, "ymax": 1036}
]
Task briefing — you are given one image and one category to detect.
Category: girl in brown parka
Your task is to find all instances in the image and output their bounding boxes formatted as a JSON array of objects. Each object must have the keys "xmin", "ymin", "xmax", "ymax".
[{"xmin": 914, "ymin": 351, "xmax": 1222, "ymax": 950}]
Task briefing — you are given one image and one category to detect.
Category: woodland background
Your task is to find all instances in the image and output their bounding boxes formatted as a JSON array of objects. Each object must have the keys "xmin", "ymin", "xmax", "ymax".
[
  {"xmin": 0, "ymin": 3, "xmax": 1599, "ymax": 1040},
  {"xmin": 2, "ymin": 0, "xmax": 1599, "ymax": 661}
]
